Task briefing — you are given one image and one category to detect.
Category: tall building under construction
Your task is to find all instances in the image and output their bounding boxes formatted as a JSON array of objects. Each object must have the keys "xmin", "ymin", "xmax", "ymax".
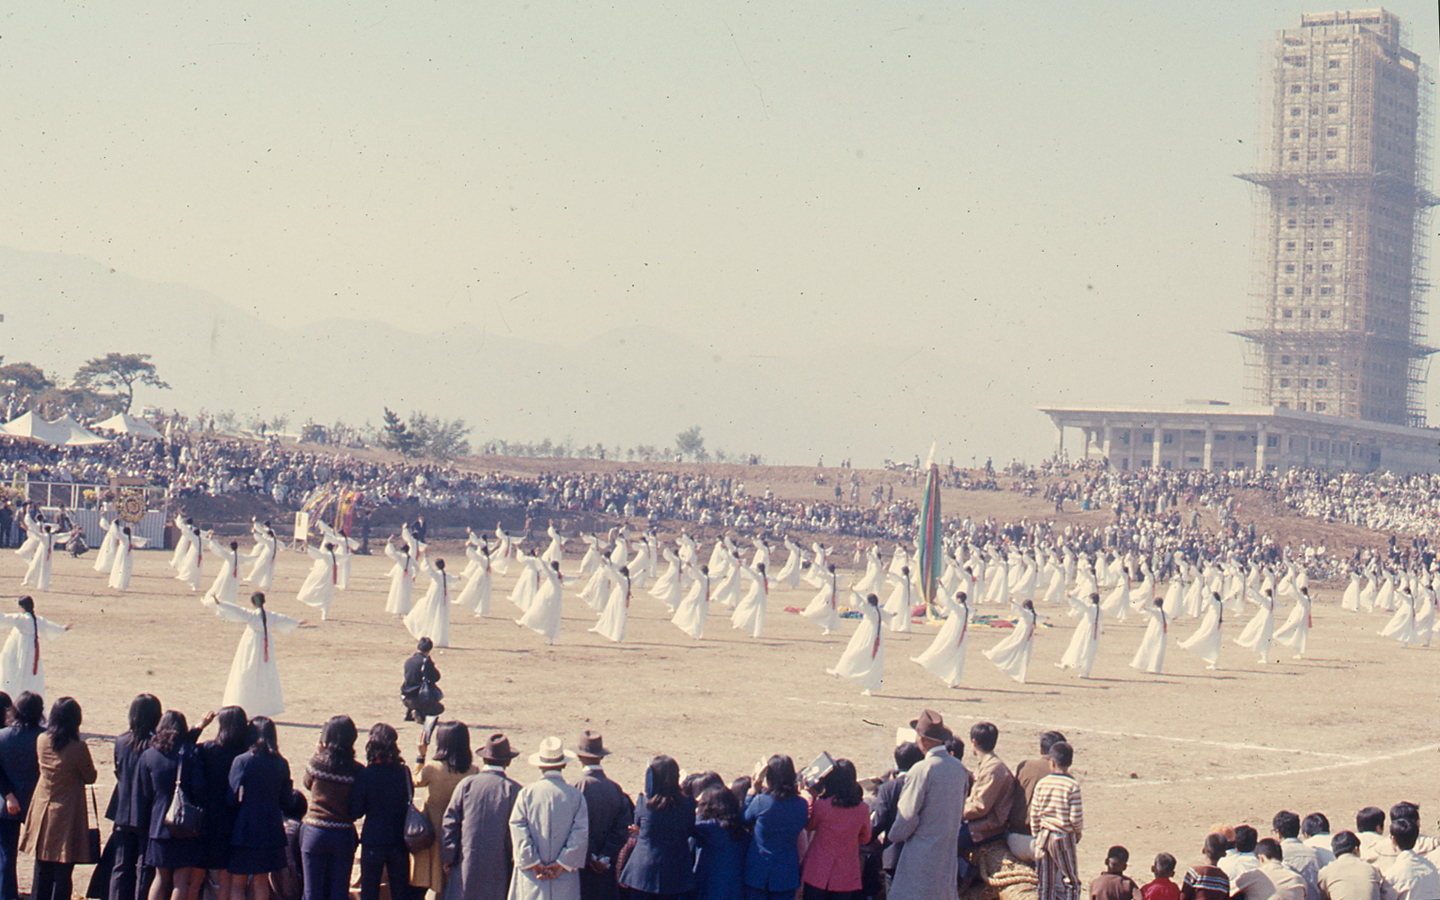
[
  {"xmin": 1236, "ymin": 9, "xmax": 1436, "ymax": 427},
  {"xmin": 1042, "ymin": 9, "xmax": 1440, "ymax": 473}
]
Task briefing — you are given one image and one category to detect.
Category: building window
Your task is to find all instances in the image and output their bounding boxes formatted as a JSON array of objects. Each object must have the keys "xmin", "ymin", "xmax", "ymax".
[
  {"xmin": 1326, "ymin": 149, "xmax": 1338, "ymax": 159},
  {"xmin": 1315, "ymin": 402, "xmax": 1326, "ymax": 411},
  {"xmin": 1323, "ymin": 196, "xmax": 1334, "ymax": 205},
  {"xmin": 1320, "ymin": 310, "xmax": 1331, "ymax": 318},
  {"xmin": 1300, "ymin": 379, "xmax": 1309, "ymax": 387},
  {"xmin": 1328, "ymin": 82, "xmax": 1340, "ymax": 90},
  {"xmin": 1321, "ymin": 263, "xmax": 1333, "ymax": 271},
  {"xmin": 1320, "ymin": 286, "xmax": 1333, "ymax": 294},
  {"xmin": 1286, "ymin": 241, "xmax": 1297, "ymax": 249},
  {"xmin": 1283, "ymin": 309, "xmax": 1294, "ymax": 318},
  {"xmin": 1280, "ymin": 378, "xmax": 1291, "ymax": 387},
  {"xmin": 1290, "ymin": 129, "xmax": 1301, "ymax": 139},
  {"xmin": 1298, "ymin": 402, "xmax": 1307, "ymax": 411},
  {"xmin": 1328, "ymin": 59, "xmax": 1340, "ymax": 68},
  {"xmin": 1316, "ymin": 379, "xmax": 1327, "ymax": 387},
  {"xmin": 1317, "ymin": 355, "xmax": 1328, "ymax": 364},
  {"xmin": 1322, "ymin": 241, "xmax": 1334, "ymax": 249},
  {"xmin": 1292, "ymin": 107, "xmax": 1302, "ymax": 116},
  {"xmin": 1287, "ymin": 218, "xmax": 1298, "ymax": 228},
  {"xmin": 1301, "ymin": 356, "xmax": 1309, "ymax": 365},
  {"xmin": 1291, "ymin": 84, "xmax": 1303, "ymax": 94},
  {"xmin": 1327, "ymin": 127, "xmax": 1338, "ymax": 136},
  {"xmin": 1281, "ymin": 355, "xmax": 1291, "ymax": 364},
  {"xmin": 1323, "ymin": 218, "xmax": 1334, "ymax": 227},
  {"xmin": 1327, "ymin": 105, "xmax": 1339, "ymax": 114},
  {"xmin": 1284, "ymin": 287, "xmax": 1296, "ymax": 295},
  {"xmin": 1287, "ymin": 196, "xmax": 1299, "ymax": 206},
  {"xmin": 1290, "ymin": 151, "xmax": 1301, "ymax": 161},
  {"xmin": 1285, "ymin": 264, "xmax": 1296, "ymax": 272}
]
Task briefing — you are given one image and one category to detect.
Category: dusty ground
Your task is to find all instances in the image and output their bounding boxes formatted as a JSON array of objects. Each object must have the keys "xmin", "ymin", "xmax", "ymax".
[{"xmin": 12, "ymin": 510, "xmax": 1437, "ymax": 893}]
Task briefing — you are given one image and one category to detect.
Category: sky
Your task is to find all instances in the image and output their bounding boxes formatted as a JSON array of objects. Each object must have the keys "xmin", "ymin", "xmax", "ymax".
[{"xmin": 2, "ymin": 2, "xmax": 1439, "ymax": 464}]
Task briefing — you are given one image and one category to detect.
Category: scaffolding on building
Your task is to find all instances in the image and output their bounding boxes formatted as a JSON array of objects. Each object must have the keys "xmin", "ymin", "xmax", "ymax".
[{"xmin": 1234, "ymin": 10, "xmax": 1438, "ymax": 428}]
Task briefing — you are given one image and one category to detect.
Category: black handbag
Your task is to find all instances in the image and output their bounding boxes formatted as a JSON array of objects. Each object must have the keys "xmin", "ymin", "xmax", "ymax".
[
  {"xmin": 403, "ymin": 777, "xmax": 434, "ymax": 853},
  {"xmin": 162, "ymin": 748, "xmax": 205, "ymax": 840},
  {"xmin": 85, "ymin": 788, "xmax": 102, "ymax": 863}
]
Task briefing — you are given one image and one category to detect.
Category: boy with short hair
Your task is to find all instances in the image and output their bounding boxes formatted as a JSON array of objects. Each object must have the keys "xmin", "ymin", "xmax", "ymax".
[
  {"xmin": 1029, "ymin": 741, "xmax": 1083, "ymax": 900},
  {"xmin": 1141, "ymin": 853, "xmax": 1179, "ymax": 900},
  {"xmin": 1090, "ymin": 846, "xmax": 1143, "ymax": 900}
]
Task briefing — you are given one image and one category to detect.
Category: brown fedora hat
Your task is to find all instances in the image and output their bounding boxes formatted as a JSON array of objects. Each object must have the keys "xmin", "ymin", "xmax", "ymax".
[
  {"xmin": 482, "ymin": 733, "xmax": 522, "ymax": 762},
  {"xmin": 909, "ymin": 709, "xmax": 952, "ymax": 742},
  {"xmin": 576, "ymin": 730, "xmax": 610, "ymax": 758}
]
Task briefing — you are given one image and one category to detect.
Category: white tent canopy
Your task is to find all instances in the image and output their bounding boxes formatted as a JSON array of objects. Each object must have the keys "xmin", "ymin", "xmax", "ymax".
[
  {"xmin": 94, "ymin": 412, "xmax": 163, "ymax": 440},
  {"xmin": 2, "ymin": 412, "xmax": 72, "ymax": 444},
  {"xmin": 49, "ymin": 415, "xmax": 110, "ymax": 446}
]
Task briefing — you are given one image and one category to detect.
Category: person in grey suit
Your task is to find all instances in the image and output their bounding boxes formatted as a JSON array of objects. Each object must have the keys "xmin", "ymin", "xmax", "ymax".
[
  {"xmin": 571, "ymin": 732, "xmax": 632, "ymax": 900},
  {"xmin": 887, "ymin": 710, "xmax": 971, "ymax": 900},
  {"xmin": 442, "ymin": 734, "xmax": 523, "ymax": 900}
]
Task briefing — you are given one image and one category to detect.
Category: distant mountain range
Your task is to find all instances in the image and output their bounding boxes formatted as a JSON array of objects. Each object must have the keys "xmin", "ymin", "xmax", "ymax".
[{"xmin": 3, "ymin": 245, "xmax": 1064, "ymax": 464}]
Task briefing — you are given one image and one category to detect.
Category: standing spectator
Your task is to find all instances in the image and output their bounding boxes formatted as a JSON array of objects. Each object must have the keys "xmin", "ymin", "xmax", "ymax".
[
  {"xmin": 0, "ymin": 691, "xmax": 44, "ymax": 900},
  {"xmin": 109, "ymin": 694, "xmax": 163, "ymax": 900},
  {"xmin": 301, "ymin": 716, "xmax": 362, "ymax": 900},
  {"xmin": 1028, "ymin": 742, "xmax": 1082, "ymax": 900},
  {"xmin": 507, "ymin": 737, "xmax": 589, "ymax": 900},
  {"xmin": 572, "ymin": 732, "xmax": 632, "ymax": 900},
  {"xmin": 198, "ymin": 707, "xmax": 251, "ymax": 900},
  {"xmin": 350, "ymin": 724, "xmax": 414, "ymax": 900},
  {"xmin": 800, "ymin": 759, "xmax": 871, "ymax": 900},
  {"xmin": 693, "ymin": 787, "xmax": 746, "ymax": 900},
  {"xmin": 742, "ymin": 756, "xmax": 809, "ymax": 900},
  {"xmin": 619, "ymin": 755, "xmax": 695, "ymax": 900},
  {"xmin": 1180, "ymin": 834, "xmax": 1230, "ymax": 900},
  {"xmin": 887, "ymin": 710, "xmax": 970, "ymax": 900},
  {"xmin": 1316, "ymin": 832, "xmax": 1382, "ymax": 900},
  {"xmin": 227, "ymin": 717, "xmax": 293, "ymax": 900},
  {"xmin": 137, "ymin": 710, "xmax": 206, "ymax": 900},
  {"xmin": 1379, "ymin": 819, "xmax": 1440, "ymax": 900},
  {"xmin": 440, "ymin": 733, "xmax": 521, "ymax": 900},
  {"xmin": 414, "ymin": 722, "xmax": 480, "ymax": 899},
  {"xmin": 868, "ymin": 743, "xmax": 924, "ymax": 891},
  {"xmin": 20, "ymin": 697, "xmax": 98, "ymax": 900}
]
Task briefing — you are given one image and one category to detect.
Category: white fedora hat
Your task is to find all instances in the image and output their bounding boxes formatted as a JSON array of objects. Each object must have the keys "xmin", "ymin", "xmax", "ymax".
[{"xmin": 528, "ymin": 735, "xmax": 577, "ymax": 768}]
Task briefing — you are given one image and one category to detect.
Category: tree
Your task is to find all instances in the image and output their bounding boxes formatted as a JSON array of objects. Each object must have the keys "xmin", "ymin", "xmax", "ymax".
[
  {"xmin": 381, "ymin": 407, "xmax": 423, "ymax": 458},
  {"xmin": 72, "ymin": 353, "xmax": 170, "ymax": 413},
  {"xmin": 408, "ymin": 411, "xmax": 472, "ymax": 460},
  {"xmin": 675, "ymin": 426, "xmax": 705, "ymax": 461},
  {"xmin": 0, "ymin": 362, "xmax": 54, "ymax": 396}
]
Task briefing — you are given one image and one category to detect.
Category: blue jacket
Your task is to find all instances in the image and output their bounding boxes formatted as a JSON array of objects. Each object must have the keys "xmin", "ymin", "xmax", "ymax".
[
  {"xmin": 619, "ymin": 794, "xmax": 696, "ymax": 895},
  {"xmin": 693, "ymin": 819, "xmax": 745, "ymax": 900},
  {"xmin": 0, "ymin": 725, "xmax": 42, "ymax": 823},
  {"xmin": 742, "ymin": 793, "xmax": 808, "ymax": 891},
  {"xmin": 349, "ymin": 762, "xmax": 412, "ymax": 849},
  {"xmin": 228, "ymin": 750, "xmax": 292, "ymax": 850},
  {"xmin": 107, "ymin": 732, "xmax": 150, "ymax": 831}
]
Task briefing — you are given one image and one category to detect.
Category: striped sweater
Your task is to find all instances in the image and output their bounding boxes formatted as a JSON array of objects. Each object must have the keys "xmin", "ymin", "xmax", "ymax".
[{"xmin": 1027, "ymin": 772, "xmax": 1083, "ymax": 839}]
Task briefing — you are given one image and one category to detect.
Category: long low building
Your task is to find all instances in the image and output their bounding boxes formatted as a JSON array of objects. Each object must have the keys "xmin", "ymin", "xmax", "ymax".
[{"xmin": 1039, "ymin": 403, "xmax": 1440, "ymax": 473}]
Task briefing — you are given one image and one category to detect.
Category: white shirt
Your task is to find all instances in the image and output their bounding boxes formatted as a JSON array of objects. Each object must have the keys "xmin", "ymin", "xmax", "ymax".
[
  {"xmin": 1221, "ymin": 850, "xmax": 1261, "ymax": 882},
  {"xmin": 1381, "ymin": 849, "xmax": 1440, "ymax": 900}
]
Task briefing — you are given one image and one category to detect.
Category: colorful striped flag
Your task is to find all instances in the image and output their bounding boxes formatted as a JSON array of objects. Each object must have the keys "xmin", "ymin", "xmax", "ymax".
[{"xmin": 917, "ymin": 451, "xmax": 943, "ymax": 621}]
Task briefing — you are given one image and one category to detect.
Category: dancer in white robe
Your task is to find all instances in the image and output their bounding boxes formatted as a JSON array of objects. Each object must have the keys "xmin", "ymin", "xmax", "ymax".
[
  {"xmin": 882, "ymin": 567, "xmax": 914, "ymax": 634},
  {"xmin": 578, "ymin": 534, "xmax": 603, "ymax": 577},
  {"xmin": 454, "ymin": 545, "xmax": 494, "ymax": 617},
  {"xmin": 1099, "ymin": 570, "xmax": 1131, "ymax": 622},
  {"xmin": 203, "ymin": 591, "xmax": 302, "ymax": 718},
  {"xmin": 1374, "ymin": 574, "xmax": 1396, "ymax": 613},
  {"xmin": 804, "ymin": 544, "xmax": 829, "ymax": 588},
  {"xmin": 0, "ymin": 596, "xmax": 69, "ymax": 700},
  {"xmin": 541, "ymin": 524, "xmax": 564, "ymax": 566},
  {"xmin": 589, "ymin": 563, "xmax": 632, "ymax": 644},
  {"xmin": 1414, "ymin": 576, "xmax": 1435, "ymax": 648},
  {"xmin": 713, "ymin": 554, "xmax": 743, "ymax": 609},
  {"xmin": 853, "ymin": 546, "xmax": 883, "ymax": 595},
  {"xmin": 406, "ymin": 558, "xmax": 459, "ymax": 648},
  {"xmin": 517, "ymin": 560, "xmax": 564, "ymax": 644},
  {"xmin": 671, "ymin": 564, "xmax": 712, "ymax": 640},
  {"xmin": 1379, "ymin": 586, "xmax": 1419, "ymax": 647},
  {"xmin": 1055, "ymin": 594, "xmax": 1102, "ymax": 679},
  {"xmin": 1273, "ymin": 586, "xmax": 1314, "ymax": 659},
  {"xmin": 1340, "ymin": 571, "xmax": 1362, "ymax": 612},
  {"xmin": 107, "ymin": 527, "xmax": 149, "ymax": 591},
  {"xmin": 1234, "ymin": 588, "xmax": 1279, "ymax": 665},
  {"xmin": 245, "ymin": 521, "xmax": 280, "ymax": 592},
  {"xmin": 800, "ymin": 565, "xmax": 842, "ymax": 635},
  {"xmin": 492, "ymin": 524, "xmax": 516, "ymax": 575},
  {"xmin": 174, "ymin": 526, "xmax": 208, "ymax": 591},
  {"xmin": 648, "ymin": 548, "xmax": 684, "ymax": 612},
  {"xmin": 317, "ymin": 521, "xmax": 360, "ymax": 589},
  {"xmin": 1179, "ymin": 592, "xmax": 1224, "ymax": 670},
  {"xmin": 772, "ymin": 539, "xmax": 804, "ymax": 591},
  {"xmin": 383, "ymin": 538, "xmax": 420, "ymax": 617},
  {"xmin": 983, "ymin": 600, "xmax": 1038, "ymax": 684},
  {"xmin": 92, "ymin": 517, "xmax": 121, "ymax": 574},
  {"xmin": 911, "ymin": 591, "xmax": 972, "ymax": 688},
  {"xmin": 204, "ymin": 539, "xmax": 243, "ymax": 606},
  {"xmin": 1129, "ymin": 598, "xmax": 1169, "ymax": 674},
  {"xmin": 296, "ymin": 543, "xmax": 342, "ymax": 619},
  {"xmin": 168, "ymin": 514, "xmax": 193, "ymax": 570},
  {"xmin": 21, "ymin": 526, "xmax": 68, "ymax": 593},
  {"xmin": 826, "ymin": 593, "xmax": 891, "ymax": 695},
  {"xmin": 625, "ymin": 539, "xmax": 653, "ymax": 593},
  {"xmin": 1357, "ymin": 571, "xmax": 1378, "ymax": 613},
  {"xmin": 731, "ymin": 563, "xmax": 768, "ymax": 639},
  {"xmin": 509, "ymin": 549, "xmax": 539, "ymax": 613}
]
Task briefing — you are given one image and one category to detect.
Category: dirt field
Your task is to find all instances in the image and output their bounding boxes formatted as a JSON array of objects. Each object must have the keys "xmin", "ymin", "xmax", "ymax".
[{"xmin": 11, "ymin": 519, "xmax": 1437, "ymax": 892}]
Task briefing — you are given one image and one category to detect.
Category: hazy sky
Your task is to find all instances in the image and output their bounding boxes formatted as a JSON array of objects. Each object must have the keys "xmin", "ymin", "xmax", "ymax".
[{"xmin": 4, "ymin": 2, "xmax": 1439, "ymax": 461}]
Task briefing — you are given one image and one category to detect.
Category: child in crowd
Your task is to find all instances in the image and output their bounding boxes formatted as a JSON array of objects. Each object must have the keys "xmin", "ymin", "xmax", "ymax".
[
  {"xmin": 1090, "ymin": 846, "xmax": 1144, "ymax": 900},
  {"xmin": 1141, "ymin": 853, "xmax": 1179, "ymax": 900}
]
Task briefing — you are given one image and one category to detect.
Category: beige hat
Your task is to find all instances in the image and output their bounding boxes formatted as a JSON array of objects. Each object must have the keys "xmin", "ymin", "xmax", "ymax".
[{"xmin": 529, "ymin": 736, "xmax": 577, "ymax": 768}]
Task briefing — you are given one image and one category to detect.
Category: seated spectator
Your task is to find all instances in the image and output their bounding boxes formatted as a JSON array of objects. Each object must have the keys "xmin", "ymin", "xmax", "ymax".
[
  {"xmin": 1379, "ymin": 818, "xmax": 1440, "ymax": 900},
  {"xmin": 1142, "ymin": 853, "xmax": 1179, "ymax": 900},
  {"xmin": 1231, "ymin": 839, "xmax": 1304, "ymax": 900},
  {"xmin": 1180, "ymin": 834, "xmax": 1230, "ymax": 900},
  {"xmin": 1316, "ymin": 831, "xmax": 1383, "ymax": 900},
  {"xmin": 1090, "ymin": 845, "xmax": 1143, "ymax": 900},
  {"xmin": 1221, "ymin": 826, "xmax": 1261, "ymax": 883}
]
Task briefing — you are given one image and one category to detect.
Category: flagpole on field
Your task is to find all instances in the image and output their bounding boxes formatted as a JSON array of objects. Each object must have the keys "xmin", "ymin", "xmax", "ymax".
[{"xmin": 917, "ymin": 442, "xmax": 943, "ymax": 623}]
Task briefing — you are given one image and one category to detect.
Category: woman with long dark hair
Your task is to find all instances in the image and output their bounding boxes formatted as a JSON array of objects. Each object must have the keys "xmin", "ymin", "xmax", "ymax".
[
  {"xmin": 301, "ymin": 715, "xmax": 362, "ymax": 900},
  {"xmin": 800, "ymin": 760, "xmax": 870, "ymax": 900},
  {"xmin": 196, "ymin": 706, "xmax": 250, "ymax": 900},
  {"xmin": 693, "ymin": 786, "xmax": 746, "ymax": 900},
  {"xmin": 138, "ymin": 711, "xmax": 205, "ymax": 900},
  {"xmin": 742, "ymin": 756, "xmax": 808, "ymax": 900},
  {"xmin": 0, "ymin": 691, "xmax": 44, "ymax": 900},
  {"xmin": 350, "ymin": 724, "xmax": 414, "ymax": 900},
  {"xmin": 0, "ymin": 596, "xmax": 69, "ymax": 700},
  {"xmin": 619, "ymin": 755, "xmax": 696, "ymax": 900},
  {"xmin": 411, "ymin": 721, "xmax": 476, "ymax": 898},
  {"xmin": 109, "ymin": 694, "xmax": 163, "ymax": 900},
  {"xmin": 227, "ymin": 717, "xmax": 291, "ymax": 900},
  {"xmin": 19, "ymin": 697, "xmax": 97, "ymax": 900}
]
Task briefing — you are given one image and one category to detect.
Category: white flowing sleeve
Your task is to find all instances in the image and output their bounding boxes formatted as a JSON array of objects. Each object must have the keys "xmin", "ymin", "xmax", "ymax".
[
  {"xmin": 265, "ymin": 611, "xmax": 302, "ymax": 635},
  {"xmin": 205, "ymin": 597, "xmax": 252, "ymax": 625},
  {"xmin": 34, "ymin": 615, "xmax": 67, "ymax": 640}
]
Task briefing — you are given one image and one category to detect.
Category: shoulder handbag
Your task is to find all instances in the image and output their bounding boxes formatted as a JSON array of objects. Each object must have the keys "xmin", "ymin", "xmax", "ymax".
[
  {"xmin": 403, "ymin": 772, "xmax": 434, "ymax": 853},
  {"xmin": 162, "ymin": 748, "xmax": 205, "ymax": 840},
  {"xmin": 86, "ymin": 787, "xmax": 102, "ymax": 863}
]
